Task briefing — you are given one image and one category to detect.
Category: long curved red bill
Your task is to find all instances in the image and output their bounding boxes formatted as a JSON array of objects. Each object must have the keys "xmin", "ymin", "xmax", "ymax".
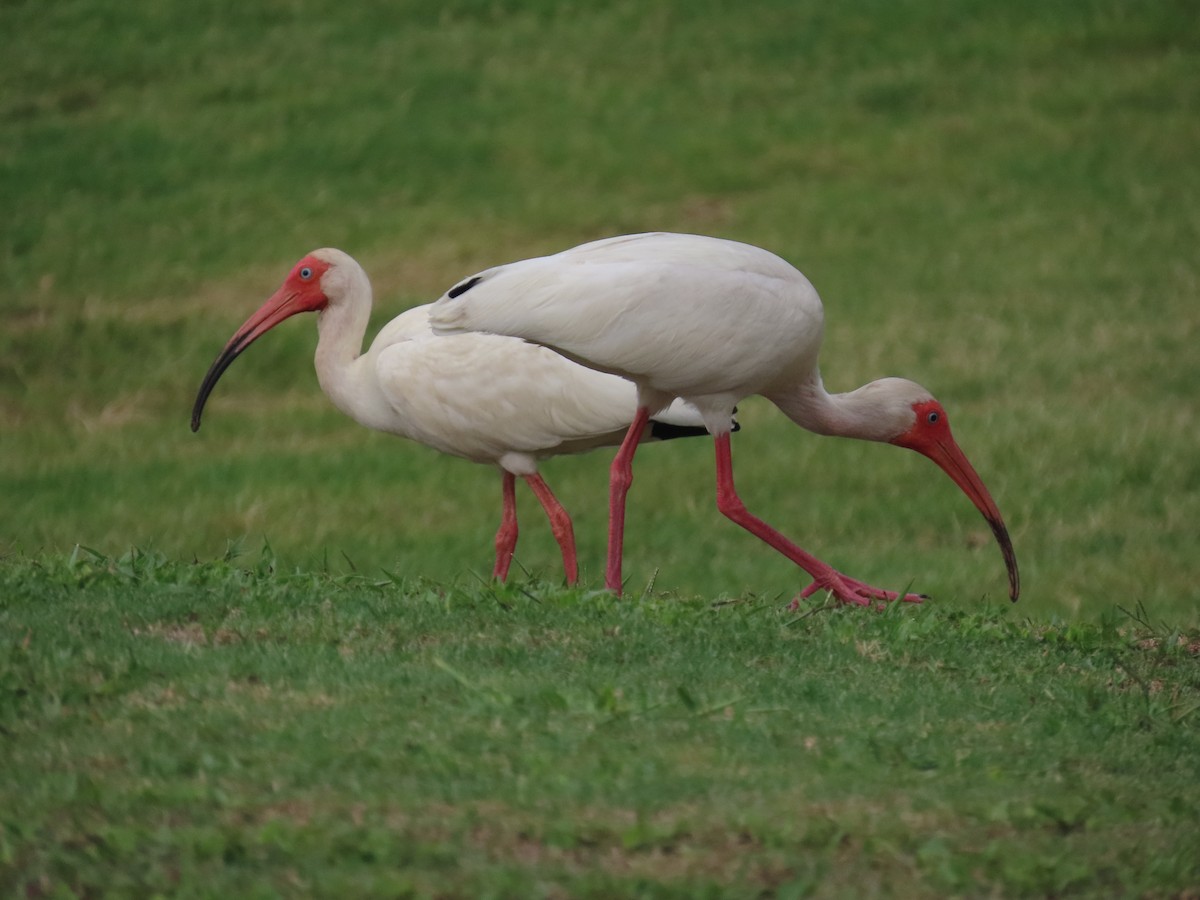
[
  {"xmin": 191, "ymin": 287, "xmax": 306, "ymax": 432},
  {"xmin": 925, "ymin": 438, "xmax": 1020, "ymax": 602}
]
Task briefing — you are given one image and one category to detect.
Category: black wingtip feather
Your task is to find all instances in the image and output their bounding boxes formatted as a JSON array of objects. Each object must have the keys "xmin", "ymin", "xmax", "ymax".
[
  {"xmin": 649, "ymin": 421, "xmax": 709, "ymax": 441},
  {"xmin": 447, "ymin": 275, "xmax": 483, "ymax": 299},
  {"xmin": 649, "ymin": 416, "xmax": 741, "ymax": 441}
]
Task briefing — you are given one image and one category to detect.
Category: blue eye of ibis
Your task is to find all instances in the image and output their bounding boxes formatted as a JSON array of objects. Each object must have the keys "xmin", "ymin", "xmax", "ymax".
[
  {"xmin": 927, "ymin": 411, "xmax": 940, "ymax": 425},
  {"xmin": 299, "ymin": 266, "xmax": 313, "ymax": 280}
]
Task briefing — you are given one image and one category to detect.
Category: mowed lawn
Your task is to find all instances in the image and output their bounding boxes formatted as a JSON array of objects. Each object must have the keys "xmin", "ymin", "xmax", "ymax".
[
  {"xmin": 3, "ymin": 553, "xmax": 1199, "ymax": 897},
  {"xmin": 2, "ymin": 0, "xmax": 1198, "ymax": 895}
]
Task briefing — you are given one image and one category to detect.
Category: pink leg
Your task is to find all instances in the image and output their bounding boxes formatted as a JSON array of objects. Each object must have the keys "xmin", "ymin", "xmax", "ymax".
[
  {"xmin": 606, "ymin": 406, "xmax": 652, "ymax": 593},
  {"xmin": 522, "ymin": 473, "xmax": 579, "ymax": 586},
  {"xmin": 712, "ymin": 433, "xmax": 924, "ymax": 607},
  {"xmin": 492, "ymin": 471, "xmax": 519, "ymax": 582}
]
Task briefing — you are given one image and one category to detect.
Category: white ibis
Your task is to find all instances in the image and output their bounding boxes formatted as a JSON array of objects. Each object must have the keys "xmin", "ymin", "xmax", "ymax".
[
  {"xmin": 191, "ymin": 248, "xmax": 718, "ymax": 584},
  {"xmin": 430, "ymin": 232, "xmax": 1019, "ymax": 605}
]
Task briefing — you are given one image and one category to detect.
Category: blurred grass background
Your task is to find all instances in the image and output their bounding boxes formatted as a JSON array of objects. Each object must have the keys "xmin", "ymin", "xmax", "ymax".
[{"xmin": 2, "ymin": 0, "xmax": 1197, "ymax": 622}]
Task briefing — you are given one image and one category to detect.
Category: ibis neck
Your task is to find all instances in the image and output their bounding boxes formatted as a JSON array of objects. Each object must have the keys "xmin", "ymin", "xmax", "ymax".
[
  {"xmin": 313, "ymin": 279, "xmax": 374, "ymax": 423},
  {"xmin": 770, "ymin": 374, "xmax": 902, "ymax": 444}
]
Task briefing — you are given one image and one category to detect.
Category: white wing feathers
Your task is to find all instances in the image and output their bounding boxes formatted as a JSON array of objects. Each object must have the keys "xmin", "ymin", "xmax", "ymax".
[
  {"xmin": 428, "ymin": 232, "xmax": 818, "ymax": 397},
  {"xmin": 369, "ymin": 306, "xmax": 646, "ymax": 467}
]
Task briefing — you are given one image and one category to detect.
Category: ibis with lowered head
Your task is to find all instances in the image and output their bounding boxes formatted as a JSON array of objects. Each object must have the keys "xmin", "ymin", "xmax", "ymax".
[{"xmin": 430, "ymin": 232, "xmax": 1019, "ymax": 605}]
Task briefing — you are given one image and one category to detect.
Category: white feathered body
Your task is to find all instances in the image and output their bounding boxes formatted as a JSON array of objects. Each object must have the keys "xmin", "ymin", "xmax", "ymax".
[
  {"xmin": 337, "ymin": 305, "xmax": 696, "ymax": 474},
  {"xmin": 302, "ymin": 248, "xmax": 706, "ymax": 476},
  {"xmin": 430, "ymin": 233, "xmax": 826, "ymax": 428}
]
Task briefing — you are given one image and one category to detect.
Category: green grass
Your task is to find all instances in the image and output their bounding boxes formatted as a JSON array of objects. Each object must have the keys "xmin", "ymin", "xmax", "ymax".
[
  {"xmin": 3, "ymin": 0, "xmax": 1197, "ymax": 619},
  {"xmin": 2, "ymin": 551, "xmax": 1198, "ymax": 897},
  {"xmin": 2, "ymin": 0, "xmax": 1199, "ymax": 893}
]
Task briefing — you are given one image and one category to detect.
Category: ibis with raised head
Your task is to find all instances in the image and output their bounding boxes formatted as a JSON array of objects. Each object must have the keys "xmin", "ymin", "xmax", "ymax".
[{"xmin": 191, "ymin": 248, "xmax": 716, "ymax": 584}]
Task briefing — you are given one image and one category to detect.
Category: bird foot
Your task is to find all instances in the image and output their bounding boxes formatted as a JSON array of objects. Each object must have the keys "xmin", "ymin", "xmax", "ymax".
[{"xmin": 789, "ymin": 571, "xmax": 927, "ymax": 609}]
